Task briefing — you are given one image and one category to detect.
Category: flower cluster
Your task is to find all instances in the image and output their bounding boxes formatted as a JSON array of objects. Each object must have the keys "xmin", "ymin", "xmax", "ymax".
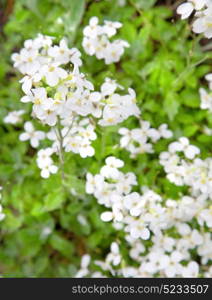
[
  {"xmin": 47, "ymin": 118, "xmax": 97, "ymax": 158},
  {"xmin": 199, "ymin": 73, "xmax": 212, "ymax": 112},
  {"xmin": 82, "ymin": 151, "xmax": 212, "ymax": 278},
  {"xmin": 7, "ymin": 12, "xmax": 211, "ymax": 279},
  {"xmin": 75, "ymin": 254, "xmax": 91, "ymax": 278},
  {"xmin": 11, "ymin": 34, "xmax": 139, "ymax": 178},
  {"xmin": 177, "ymin": 0, "xmax": 212, "ymax": 38},
  {"xmin": 36, "ymin": 148, "xmax": 58, "ymax": 179},
  {"xmin": 159, "ymin": 137, "xmax": 212, "ymax": 198},
  {"xmin": 87, "ymin": 156, "xmax": 209, "ymax": 241},
  {"xmin": 82, "ymin": 17, "xmax": 129, "ymax": 64},
  {"xmin": 119, "ymin": 121, "xmax": 172, "ymax": 157},
  {"xmin": 78, "ymin": 233, "xmax": 207, "ymax": 277}
]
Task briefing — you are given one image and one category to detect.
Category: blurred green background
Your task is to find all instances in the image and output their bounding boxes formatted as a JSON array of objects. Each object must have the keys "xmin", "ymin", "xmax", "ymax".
[{"xmin": 0, "ymin": 0, "xmax": 211, "ymax": 277}]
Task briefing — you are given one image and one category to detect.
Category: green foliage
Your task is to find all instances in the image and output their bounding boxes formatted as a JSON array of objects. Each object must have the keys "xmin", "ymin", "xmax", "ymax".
[{"xmin": 0, "ymin": 0, "xmax": 211, "ymax": 277}]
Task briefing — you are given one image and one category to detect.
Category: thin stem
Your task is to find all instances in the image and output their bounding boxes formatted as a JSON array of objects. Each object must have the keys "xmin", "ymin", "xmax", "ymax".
[
  {"xmin": 63, "ymin": 116, "xmax": 76, "ymax": 139},
  {"xmin": 54, "ymin": 117, "xmax": 75, "ymax": 189}
]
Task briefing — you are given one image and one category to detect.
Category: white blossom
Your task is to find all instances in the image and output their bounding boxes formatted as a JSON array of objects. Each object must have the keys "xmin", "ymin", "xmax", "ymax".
[
  {"xmin": 19, "ymin": 121, "xmax": 45, "ymax": 148},
  {"xmin": 12, "ymin": 34, "xmax": 140, "ymax": 178}
]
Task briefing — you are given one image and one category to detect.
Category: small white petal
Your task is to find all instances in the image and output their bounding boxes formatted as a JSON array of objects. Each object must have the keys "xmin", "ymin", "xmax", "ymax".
[
  {"xmin": 101, "ymin": 211, "xmax": 113, "ymax": 222},
  {"xmin": 177, "ymin": 3, "xmax": 194, "ymax": 19}
]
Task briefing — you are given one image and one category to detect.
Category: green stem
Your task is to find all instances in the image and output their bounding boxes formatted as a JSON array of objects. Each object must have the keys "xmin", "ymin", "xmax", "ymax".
[
  {"xmin": 57, "ymin": 123, "xmax": 65, "ymax": 184},
  {"xmin": 63, "ymin": 116, "xmax": 76, "ymax": 139},
  {"xmin": 54, "ymin": 117, "xmax": 75, "ymax": 191}
]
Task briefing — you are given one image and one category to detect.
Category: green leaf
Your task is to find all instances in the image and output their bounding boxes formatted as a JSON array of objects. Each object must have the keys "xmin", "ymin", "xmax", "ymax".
[
  {"xmin": 22, "ymin": 0, "xmax": 42, "ymax": 19},
  {"xmin": 181, "ymin": 90, "xmax": 200, "ymax": 108},
  {"xmin": 44, "ymin": 189, "xmax": 65, "ymax": 211},
  {"xmin": 164, "ymin": 92, "xmax": 180, "ymax": 121},
  {"xmin": 62, "ymin": 0, "xmax": 85, "ymax": 42}
]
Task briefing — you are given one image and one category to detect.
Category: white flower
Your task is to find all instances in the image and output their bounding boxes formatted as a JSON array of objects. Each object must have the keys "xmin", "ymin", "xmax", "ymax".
[
  {"xmin": 169, "ymin": 137, "xmax": 200, "ymax": 159},
  {"xmin": 160, "ymin": 251, "xmax": 183, "ymax": 277},
  {"xmin": 193, "ymin": 10, "xmax": 212, "ymax": 38},
  {"xmin": 198, "ymin": 208, "xmax": 212, "ymax": 227},
  {"xmin": 191, "ymin": 0, "xmax": 207, "ymax": 10},
  {"xmin": 119, "ymin": 121, "xmax": 171, "ymax": 157},
  {"xmin": 106, "ymin": 156, "xmax": 124, "ymax": 168},
  {"xmin": 34, "ymin": 33, "xmax": 54, "ymax": 48},
  {"xmin": 177, "ymin": 0, "xmax": 207, "ymax": 19},
  {"xmin": 103, "ymin": 20, "xmax": 122, "ymax": 37},
  {"xmin": 37, "ymin": 98, "xmax": 57, "ymax": 126},
  {"xmin": 197, "ymin": 233, "xmax": 212, "ymax": 264},
  {"xmin": 101, "ymin": 78, "xmax": 119, "ymax": 96},
  {"xmin": 40, "ymin": 164, "xmax": 58, "ymax": 178},
  {"xmin": 104, "ymin": 40, "xmax": 129, "ymax": 64},
  {"xmin": 48, "ymin": 39, "xmax": 71, "ymax": 64},
  {"xmin": 83, "ymin": 17, "xmax": 101, "ymax": 38},
  {"xmin": 62, "ymin": 120, "xmax": 97, "ymax": 158},
  {"xmin": 4, "ymin": 110, "xmax": 25, "ymax": 124},
  {"xmin": 119, "ymin": 127, "xmax": 131, "ymax": 147},
  {"xmin": 203, "ymin": 126, "xmax": 212, "ymax": 135},
  {"xmin": 101, "ymin": 211, "xmax": 114, "ymax": 222},
  {"xmin": 130, "ymin": 221, "xmax": 150, "ymax": 240},
  {"xmin": 82, "ymin": 17, "xmax": 128, "ymax": 64},
  {"xmin": 69, "ymin": 48, "xmax": 82, "ymax": 66},
  {"xmin": 82, "ymin": 37, "xmax": 96, "ymax": 56},
  {"xmin": 123, "ymin": 192, "xmax": 143, "ymax": 217},
  {"xmin": 41, "ymin": 226, "xmax": 52, "ymax": 238},
  {"xmin": 0, "ymin": 188, "xmax": 5, "ymax": 222},
  {"xmin": 48, "ymin": 39, "xmax": 82, "ymax": 67},
  {"xmin": 37, "ymin": 148, "xmax": 54, "ymax": 169},
  {"xmin": 98, "ymin": 109, "xmax": 122, "ymax": 126},
  {"xmin": 86, "ymin": 173, "xmax": 104, "ymax": 194},
  {"xmin": 63, "ymin": 136, "xmax": 81, "ymax": 154},
  {"xmin": 199, "ymin": 88, "xmax": 212, "ymax": 111},
  {"xmin": 78, "ymin": 140, "xmax": 95, "ymax": 158},
  {"xmin": 22, "ymin": 87, "xmax": 47, "ymax": 117},
  {"xmin": 0, "ymin": 204, "xmax": 5, "ymax": 221},
  {"xmin": 176, "ymin": 0, "xmax": 212, "ymax": 38},
  {"xmin": 100, "ymin": 156, "xmax": 124, "ymax": 179},
  {"xmin": 106, "ymin": 242, "xmax": 121, "ymax": 266},
  {"xmin": 158, "ymin": 124, "xmax": 173, "ymax": 139},
  {"xmin": 41, "ymin": 63, "xmax": 67, "ymax": 87},
  {"xmin": 19, "ymin": 121, "xmax": 45, "ymax": 148},
  {"xmin": 11, "ymin": 48, "xmax": 40, "ymax": 75},
  {"xmin": 20, "ymin": 73, "xmax": 42, "ymax": 94},
  {"xmin": 81, "ymin": 254, "xmax": 91, "ymax": 269},
  {"xmin": 205, "ymin": 73, "xmax": 212, "ymax": 90}
]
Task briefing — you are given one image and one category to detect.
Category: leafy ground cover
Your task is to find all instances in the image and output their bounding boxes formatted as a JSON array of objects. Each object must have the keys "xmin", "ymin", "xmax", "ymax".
[{"xmin": 0, "ymin": 0, "xmax": 211, "ymax": 277}]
